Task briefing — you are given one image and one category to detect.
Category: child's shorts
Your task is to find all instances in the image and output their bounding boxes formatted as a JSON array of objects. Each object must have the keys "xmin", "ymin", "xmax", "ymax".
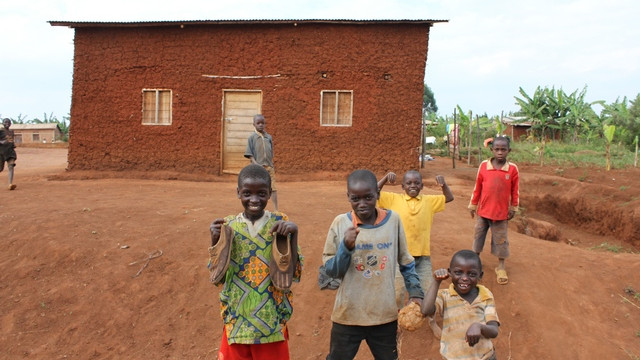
[
  {"xmin": 219, "ymin": 327, "xmax": 289, "ymax": 360},
  {"xmin": 472, "ymin": 216, "xmax": 510, "ymax": 258},
  {"xmin": 0, "ymin": 142, "xmax": 17, "ymax": 162}
]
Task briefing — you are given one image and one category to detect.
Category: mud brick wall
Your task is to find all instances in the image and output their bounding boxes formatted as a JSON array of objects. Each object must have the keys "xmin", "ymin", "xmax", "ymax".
[{"xmin": 68, "ymin": 22, "xmax": 431, "ymax": 175}]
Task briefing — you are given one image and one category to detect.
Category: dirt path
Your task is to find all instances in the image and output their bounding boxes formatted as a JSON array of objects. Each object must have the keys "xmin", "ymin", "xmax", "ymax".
[{"xmin": 1, "ymin": 148, "xmax": 639, "ymax": 359}]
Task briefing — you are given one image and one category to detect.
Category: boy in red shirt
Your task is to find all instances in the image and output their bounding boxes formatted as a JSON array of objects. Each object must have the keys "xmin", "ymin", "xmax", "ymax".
[{"xmin": 468, "ymin": 136, "xmax": 519, "ymax": 285}]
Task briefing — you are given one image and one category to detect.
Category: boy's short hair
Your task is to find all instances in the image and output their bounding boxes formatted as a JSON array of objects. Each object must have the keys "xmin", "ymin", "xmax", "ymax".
[
  {"xmin": 450, "ymin": 249, "xmax": 482, "ymax": 271},
  {"xmin": 403, "ymin": 169, "xmax": 423, "ymax": 182},
  {"xmin": 253, "ymin": 114, "xmax": 265, "ymax": 122},
  {"xmin": 347, "ymin": 169, "xmax": 377, "ymax": 190},
  {"xmin": 238, "ymin": 164, "xmax": 271, "ymax": 189},
  {"xmin": 491, "ymin": 135, "xmax": 511, "ymax": 149}
]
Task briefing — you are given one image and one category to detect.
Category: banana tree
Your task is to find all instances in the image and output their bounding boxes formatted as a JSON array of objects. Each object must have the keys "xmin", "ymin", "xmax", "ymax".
[
  {"xmin": 514, "ymin": 86, "xmax": 548, "ymax": 141},
  {"xmin": 603, "ymin": 124, "xmax": 616, "ymax": 171}
]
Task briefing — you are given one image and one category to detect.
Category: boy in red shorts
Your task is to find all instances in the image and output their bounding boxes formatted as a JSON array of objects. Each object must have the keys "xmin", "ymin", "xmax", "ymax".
[{"xmin": 208, "ymin": 164, "xmax": 303, "ymax": 359}]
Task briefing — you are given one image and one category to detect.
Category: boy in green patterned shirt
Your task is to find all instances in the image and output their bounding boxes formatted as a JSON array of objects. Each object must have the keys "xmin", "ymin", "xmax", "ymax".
[{"xmin": 208, "ymin": 164, "xmax": 303, "ymax": 359}]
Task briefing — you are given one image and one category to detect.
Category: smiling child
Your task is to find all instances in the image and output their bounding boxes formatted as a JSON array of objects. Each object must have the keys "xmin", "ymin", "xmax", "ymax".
[
  {"xmin": 322, "ymin": 169, "xmax": 423, "ymax": 360},
  {"xmin": 421, "ymin": 250, "xmax": 500, "ymax": 360}
]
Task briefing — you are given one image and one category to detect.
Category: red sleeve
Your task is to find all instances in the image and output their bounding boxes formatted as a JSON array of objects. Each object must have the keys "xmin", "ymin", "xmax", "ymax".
[
  {"xmin": 510, "ymin": 164, "xmax": 519, "ymax": 208},
  {"xmin": 470, "ymin": 163, "xmax": 485, "ymax": 206}
]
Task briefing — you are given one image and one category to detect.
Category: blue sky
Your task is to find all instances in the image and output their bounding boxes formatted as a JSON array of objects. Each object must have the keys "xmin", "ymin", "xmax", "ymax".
[{"xmin": 1, "ymin": 0, "xmax": 638, "ymax": 121}]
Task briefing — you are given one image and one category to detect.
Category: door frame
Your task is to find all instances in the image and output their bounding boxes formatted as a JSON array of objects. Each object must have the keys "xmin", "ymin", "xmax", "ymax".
[{"xmin": 220, "ymin": 89, "xmax": 263, "ymax": 175}]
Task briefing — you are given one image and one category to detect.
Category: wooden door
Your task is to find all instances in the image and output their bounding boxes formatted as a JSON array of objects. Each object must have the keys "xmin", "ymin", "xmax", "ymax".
[{"xmin": 221, "ymin": 91, "xmax": 262, "ymax": 174}]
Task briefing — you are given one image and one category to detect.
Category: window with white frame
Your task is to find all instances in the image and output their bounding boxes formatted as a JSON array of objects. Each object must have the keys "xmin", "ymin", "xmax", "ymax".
[
  {"xmin": 142, "ymin": 89, "xmax": 172, "ymax": 125},
  {"xmin": 320, "ymin": 90, "xmax": 353, "ymax": 126}
]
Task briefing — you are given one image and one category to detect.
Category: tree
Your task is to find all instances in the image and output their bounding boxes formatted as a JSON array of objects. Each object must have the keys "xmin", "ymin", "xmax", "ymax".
[
  {"xmin": 562, "ymin": 86, "xmax": 602, "ymax": 143},
  {"xmin": 600, "ymin": 97, "xmax": 631, "ymax": 148},
  {"xmin": 514, "ymin": 86, "xmax": 548, "ymax": 140},
  {"xmin": 423, "ymin": 83, "xmax": 438, "ymax": 115},
  {"xmin": 603, "ymin": 124, "xmax": 616, "ymax": 171},
  {"xmin": 626, "ymin": 94, "xmax": 640, "ymax": 148}
]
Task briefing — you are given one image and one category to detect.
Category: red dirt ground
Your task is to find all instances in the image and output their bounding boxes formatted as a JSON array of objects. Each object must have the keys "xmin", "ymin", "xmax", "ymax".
[{"xmin": 1, "ymin": 148, "xmax": 639, "ymax": 359}]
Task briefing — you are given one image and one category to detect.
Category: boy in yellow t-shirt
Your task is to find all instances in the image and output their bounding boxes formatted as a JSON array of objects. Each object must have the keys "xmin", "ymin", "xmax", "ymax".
[{"xmin": 377, "ymin": 170, "xmax": 453, "ymax": 337}]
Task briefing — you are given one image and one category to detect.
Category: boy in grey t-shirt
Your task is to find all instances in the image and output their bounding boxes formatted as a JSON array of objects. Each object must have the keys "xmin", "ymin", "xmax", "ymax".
[{"xmin": 322, "ymin": 169, "xmax": 424, "ymax": 360}]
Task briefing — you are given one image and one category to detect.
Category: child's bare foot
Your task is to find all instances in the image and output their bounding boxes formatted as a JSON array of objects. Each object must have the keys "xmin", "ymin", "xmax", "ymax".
[{"xmin": 8, "ymin": 184, "xmax": 16, "ymax": 190}]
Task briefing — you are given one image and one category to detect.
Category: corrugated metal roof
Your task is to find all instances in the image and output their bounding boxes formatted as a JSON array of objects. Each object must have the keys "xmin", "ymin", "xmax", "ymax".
[
  {"xmin": 49, "ymin": 19, "xmax": 448, "ymax": 28},
  {"xmin": 11, "ymin": 123, "xmax": 61, "ymax": 130},
  {"xmin": 502, "ymin": 116, "xmax": 532, "ymax": 126}
]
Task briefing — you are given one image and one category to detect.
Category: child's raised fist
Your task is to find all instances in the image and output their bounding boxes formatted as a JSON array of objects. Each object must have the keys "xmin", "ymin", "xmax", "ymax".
[{"xmin": 433, "ymin": 268, "xmax": 450, "ymax": 281}]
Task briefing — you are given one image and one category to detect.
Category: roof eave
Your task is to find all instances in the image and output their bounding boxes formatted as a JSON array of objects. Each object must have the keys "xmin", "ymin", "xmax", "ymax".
[{"xmin": 49, "ymin": 19, "xmax": 448, "ymax": 28}]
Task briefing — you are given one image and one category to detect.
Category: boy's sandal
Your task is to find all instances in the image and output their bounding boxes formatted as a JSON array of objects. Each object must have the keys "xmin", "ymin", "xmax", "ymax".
[
  {"xmin": 270, "ymin": 232, "xmax": 296, "ymax": 291},
  {"xmin": 208, "ymin": 224, "xmax": 233, "ymax": 285},
  {"xmin": 495, "ymin": 267, "xmax": 509, "ymax": 285}
]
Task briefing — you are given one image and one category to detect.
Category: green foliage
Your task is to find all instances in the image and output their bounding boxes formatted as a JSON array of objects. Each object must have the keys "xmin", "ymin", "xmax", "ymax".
[
  {"xmin": 514, "ymin": 85, "xmax": 606, "ymax": 143},
  {"xmin": 506, "ymin": 140, "xmax": 636, "ymax": 169},
  {"xmin": 423, "ymin": 83, "xmax": 438, "ymax": 115},
  {"xmin": 589, "ymin": 242, "xmax": 625, "ymax": 253},
  {"xmin": 603, "ymin": 124, "xmax": 616, "ymax": 143},
  {"xmin": 603, "ymin": 124, "xmax": 616, "ymax": 170},
  {"xmin": 600, "ymin": 96, "xmax": 640, "ymax": 150}
]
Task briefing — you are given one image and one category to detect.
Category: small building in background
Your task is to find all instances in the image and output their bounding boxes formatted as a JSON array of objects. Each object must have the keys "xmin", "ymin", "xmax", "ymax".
[
  {"xmin": 11, "ymin": 123, "xmax": 63, "ymax": 144},
  {"xmin": 502, "ymin": 116, "xmax": 531, "ymax": 141}
]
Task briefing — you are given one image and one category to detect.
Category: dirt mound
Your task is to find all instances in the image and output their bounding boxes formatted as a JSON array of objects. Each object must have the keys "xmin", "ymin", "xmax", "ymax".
[
  {"xmin": 1, "ymin": 150, "xmax": 639, "ymax": 359},
  {"xmin": 513, "ymin": 216, "xmax": 561, "ymax": 241},
  {"xmin": 518, "ymin": 170, "xmax": 640, "ymax": 249}
]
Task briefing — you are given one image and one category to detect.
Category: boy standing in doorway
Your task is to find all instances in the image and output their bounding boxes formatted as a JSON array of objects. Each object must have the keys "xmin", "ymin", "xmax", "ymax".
[{"xmin": 245, "ymin": 114, "xmax": 278, "ymax": 211}]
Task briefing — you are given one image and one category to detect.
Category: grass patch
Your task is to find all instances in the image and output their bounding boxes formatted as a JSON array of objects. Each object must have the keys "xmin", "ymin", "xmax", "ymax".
[
  {"xmin": 624, "ymin": 286, "xmax": 640, "ymax": 302},
  {"xmin": 624, "ymin": 348, "xmax": 640, "ymax": 360},
  {"xmin": 508, "ymin": 141, "xmax": 637, "ymax": 169},
  {"xmin": 589, "ymin": 242, "xmax": 637, "ymax": 253}
]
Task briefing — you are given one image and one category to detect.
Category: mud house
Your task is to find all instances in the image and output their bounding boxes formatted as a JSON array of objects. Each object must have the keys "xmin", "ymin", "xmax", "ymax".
[
  {"xmin": 11, "ymin": 123, "xmax": 63, "ymax": 144},
  {"xmin": 502, "ymin": 116, "xmax": 532, "ymax": 141},
  {"xmin": 50, "ymin": 19, "xmax": 445, "ymax": 174}
]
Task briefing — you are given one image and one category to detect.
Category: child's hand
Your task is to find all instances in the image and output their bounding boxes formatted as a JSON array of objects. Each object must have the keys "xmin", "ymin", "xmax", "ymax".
[
  {"xmin": 343, "ymin": 226, "xmax": 359, "ymax": 250},
  {"xmin": 433, "ymin": 268, "xmax": 450, "ymax": 281},
  {"xmin": 209, "ymin": 218, "xmax": 225, "ymax": 246},
  {"xmin": 386, "ymin": 172, "xmax": 397, "ymax": 184},
  {"xmin": 408, "ymin": 297, "xmax": 423, "ymax": 307},
  {"xmin": 435, "ymin": 175, "xmax": 446, "ymax": 187},
  {"xmin": 469, "ymin": 209, "xmax": 476, "ymax": 219},
  {"xmin": 270, "ymin": 220, "xmax": 298, "ymax": 237},
  {"xmin": 507, "ymin": 209, "xmax": 516, "ymax": 220},
  {"xmin": 465, "ymin": 323, "xmax": 483, "ymax": 346}
]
